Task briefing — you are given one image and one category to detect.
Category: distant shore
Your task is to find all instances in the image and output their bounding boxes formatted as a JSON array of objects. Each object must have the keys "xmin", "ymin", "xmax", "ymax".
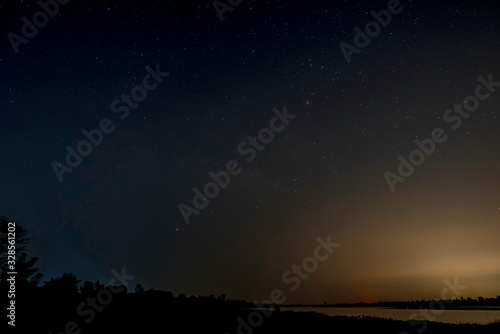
[{"xmin": 283, "ymin": 304, "xmax": 500, "ymax": 311}]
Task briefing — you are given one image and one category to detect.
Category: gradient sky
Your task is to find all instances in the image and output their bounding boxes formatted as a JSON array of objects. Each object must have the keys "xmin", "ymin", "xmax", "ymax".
[{"xmin": 0, "ymin": 0, "xmax": 499, "ymax": 304}]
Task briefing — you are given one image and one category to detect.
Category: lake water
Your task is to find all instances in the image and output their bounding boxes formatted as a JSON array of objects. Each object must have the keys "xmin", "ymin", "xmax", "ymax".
[{"xmin": 282, "ymin": 307, "xmax": 500, "ymax": 324}]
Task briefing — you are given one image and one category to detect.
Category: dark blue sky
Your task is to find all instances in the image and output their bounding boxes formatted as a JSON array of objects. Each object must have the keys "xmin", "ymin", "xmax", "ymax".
[{"xmin": 1, "ymin": 0, "xmax": 499, "ymax": 303}]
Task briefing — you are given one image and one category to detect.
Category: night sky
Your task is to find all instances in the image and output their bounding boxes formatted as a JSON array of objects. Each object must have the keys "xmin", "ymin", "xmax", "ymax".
[{"xmin": 1, "ymin": 0, "xmax": 500, "ymax": 304}]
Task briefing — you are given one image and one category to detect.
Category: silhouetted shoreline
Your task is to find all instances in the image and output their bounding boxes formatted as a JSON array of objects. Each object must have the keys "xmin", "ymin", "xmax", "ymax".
[
  {"xmin": 1, "ymin": 219, "xmax": 500, "ymax": 333},
  {"xmin": 284, "ymin": 295, "xmax": 500, "ymax": 310},
  {"xmin": 285, "ymin": 304, "xmax": 500, "ymax": 311}
]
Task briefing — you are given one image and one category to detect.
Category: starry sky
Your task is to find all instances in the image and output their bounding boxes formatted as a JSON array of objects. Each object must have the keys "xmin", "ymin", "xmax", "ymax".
[{"xmin": 1, "ymin": 0, "xmax": 499, "ymax": 304}]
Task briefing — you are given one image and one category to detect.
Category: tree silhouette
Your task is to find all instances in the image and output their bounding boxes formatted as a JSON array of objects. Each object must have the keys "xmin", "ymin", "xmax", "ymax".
[
  {"xmin": 0, "ymin": 216, "xmax": 43, "ymax": 333},
  {"xmin": 0, "ymin": 216, "xmax": 42, "ymax": 285},
  {"xmin": 135, "ymin": 283, "xmax": 145, "ymax": 293},
  {"xmin": 80, "ymin": 280, "xmax": 96, "ymax": 299}
]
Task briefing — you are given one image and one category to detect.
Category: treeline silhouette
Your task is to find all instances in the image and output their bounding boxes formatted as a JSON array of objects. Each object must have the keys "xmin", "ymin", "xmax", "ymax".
[
  {"xmin": 3, "ymin": 276, "xmax": 499, "ymax": 334},
  {"xmin": 3, "ymin": 277, "xmax": 500, "ymax": 334},
  {"xmin": 288, "ymin": 296, "xmax": 500, "ymax": 309},
  {"xmin": 1, "ymin": 217, "xmax": 500, "ymax": 334},
  {"xmin": 3, "ymin": 273, "xmax": 254, "ymax": 333}
]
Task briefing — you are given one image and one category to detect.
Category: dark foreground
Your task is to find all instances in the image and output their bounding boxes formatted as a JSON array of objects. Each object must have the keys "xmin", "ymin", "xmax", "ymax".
[
  {"xmin": 2, "ymin": 278, "xmax": 499, "ymax": 333},
  {"xmin": 11, "ymin": 302, "xmax": 500, "ymax": 333},
  {"xmin": 258, "ymin": 311, "xmax": 500, "ymax": 334}
]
